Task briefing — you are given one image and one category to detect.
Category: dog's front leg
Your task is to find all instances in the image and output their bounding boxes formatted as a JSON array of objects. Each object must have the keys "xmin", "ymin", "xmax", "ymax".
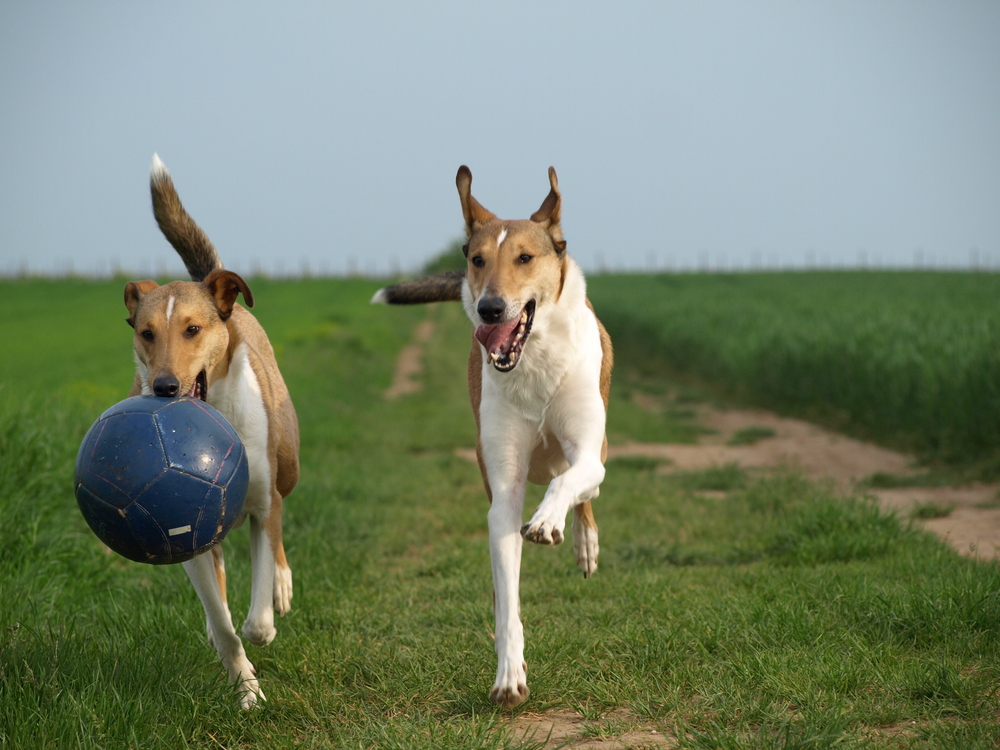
[
  {"xmin": 521, "ymin": 389, "xmax": 606, "ymax": 564},
  {"xmin": 481, "ymin": 416, "xmax": 534, "ymax": 708},
  {"xmin": 183, "ymin": 552, "xmax": 264, "ymax": 708}
]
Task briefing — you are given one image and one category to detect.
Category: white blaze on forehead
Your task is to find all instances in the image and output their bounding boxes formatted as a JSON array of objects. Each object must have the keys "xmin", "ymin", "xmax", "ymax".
[
  {"xmin": 497, "ymin": 227, "xmax": 507, "ymax": 246},
  {"xmin": 165, "ymin": 295, "xmax": 175, "ymax": 323}
]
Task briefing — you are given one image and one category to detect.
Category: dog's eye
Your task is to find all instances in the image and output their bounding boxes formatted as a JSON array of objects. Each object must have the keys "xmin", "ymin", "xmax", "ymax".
[
  {"xmin": 186, "ymin": 326, "xmax": 201, "ymax": 338},
  {"xmin": 141, "ymin": 330, "xmax": 154, "ymax": 342},
  {"xmin": 471, "ymin": 256, "xmax": 485, "ymax": 268},
  {"xmin": 518, "ymin": 254, "xmax": 533, "ymax": 264}
]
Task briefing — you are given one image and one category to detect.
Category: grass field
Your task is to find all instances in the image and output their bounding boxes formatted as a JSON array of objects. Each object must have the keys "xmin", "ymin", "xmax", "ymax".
[
  {"xmin": 589, "ymin": 271, "xmax": 1000, "ymax": 475},
  {"xmin": 3, "ymin": 276, "xmax": 1000, "ymax": 748}
]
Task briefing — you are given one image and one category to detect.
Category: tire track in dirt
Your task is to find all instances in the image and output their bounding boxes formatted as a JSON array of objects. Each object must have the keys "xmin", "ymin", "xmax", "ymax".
[{"xmin": 384, "ymin": 318, "xmax": 436, "ymax": 398}]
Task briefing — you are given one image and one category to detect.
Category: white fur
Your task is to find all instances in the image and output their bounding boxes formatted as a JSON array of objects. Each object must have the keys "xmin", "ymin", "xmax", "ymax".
[
  {"xmin": 150, "ymin": 153, "xmax": 169, "ymax": 184},
  {"xmin": 464, "ymin": 257, "xmax": 607, "ymax": 705},
  {"xmin": 497, "ymin": 226, "xmax": 507, "ymax": 246},
  {"xmin": 133, "ymin": 351, "xmax": 153, "ymax": 395},
  {"xmin": 165, "ymin": 295, "xmax": 175, "ymax": 323}
]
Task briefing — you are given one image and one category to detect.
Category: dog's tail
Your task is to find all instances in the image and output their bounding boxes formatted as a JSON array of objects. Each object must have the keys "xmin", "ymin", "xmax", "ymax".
[
  {"xmin": 371, "ymin": 270, "xmax": 465, "ymax": 305},
  {"xmin": 149, "ymin": 154, "xmax": 223, "ymax": 282}
]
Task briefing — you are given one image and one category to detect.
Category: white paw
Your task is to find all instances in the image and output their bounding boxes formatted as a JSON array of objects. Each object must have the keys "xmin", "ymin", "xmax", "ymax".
[
  {"xmin": 238, "ymin": 677, "xmax": 266, "ymax": 709},
  {"xmin": 573, "ymin": 520, "xmax": 600, "ymax": 578},
  {"xmin": 241, "ymin": 615, "xmax": 277, "ymax": 647},
  {"xmin": 490, "ymin": 659, "xmax": 529, "ymax": 708},
  {"xmin": 227, "ymin": 657, "xmax": 265, "ymax": 709},
  {"xmin": 521, "ymin": 506, "xmax": 565, "ymax": 546},
  {"xmin": 274, "ymin": 564, "xmax": 293, "ymax": 616}
]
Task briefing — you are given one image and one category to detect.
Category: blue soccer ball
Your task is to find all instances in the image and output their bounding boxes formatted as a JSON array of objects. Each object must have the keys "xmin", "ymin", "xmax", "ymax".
[{"xmin": 74, "ymin": 396, "xmax": 249, "ymax": 564}]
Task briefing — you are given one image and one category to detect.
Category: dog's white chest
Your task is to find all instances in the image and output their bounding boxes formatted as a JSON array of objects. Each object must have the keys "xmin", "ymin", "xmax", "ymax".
[
  {"xmin": 207, "ymin": 344, "xmax": 271, "ymax": 513},
  {"xmin": 487, "ymin": 301, "xmax": 601, "ymax": 421}
]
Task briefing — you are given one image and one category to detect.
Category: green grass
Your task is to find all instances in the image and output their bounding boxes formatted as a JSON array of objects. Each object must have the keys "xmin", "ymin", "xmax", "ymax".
[
  {"xmin": 727, "ymin": 425, "xmax": 777, "ymax": 446},
  {"xmin": 909, "ymin": 501, "xmax": 957, "ymax": 520},
  {"xmin": 589, "ymin": 271, "xmax": 1000, "ymax": 473},
  {"xmin": 3, "ymin": 277, "xmax": 1000, "ymax": 748}
]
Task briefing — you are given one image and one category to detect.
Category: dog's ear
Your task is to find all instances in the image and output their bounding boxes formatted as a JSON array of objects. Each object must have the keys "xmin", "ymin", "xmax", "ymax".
[
  {"xmin": 203, "ymin": 269, "xmax": 254, "ymax": 320},
  {"xmin": 456, "ymin": 165, "xmax": 497, "ymax": 238},
  {"xmin": 530, "ymin": 167, "xmax": 566, "ymax": 254},
  {"xmin": 124, "ymin": 280, "xmax": 160, "ymax": 328}
]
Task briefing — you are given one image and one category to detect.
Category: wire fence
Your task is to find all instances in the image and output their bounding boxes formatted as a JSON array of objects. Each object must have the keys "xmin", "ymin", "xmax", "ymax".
[{"xmin": 1, "ymin": 247, "xmax": 997, "ymax": 280}]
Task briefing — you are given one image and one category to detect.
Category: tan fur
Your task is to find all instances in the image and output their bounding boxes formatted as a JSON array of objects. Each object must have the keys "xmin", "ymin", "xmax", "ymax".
[{"xmin": 211, "ymin": 546, "xmax": 228, "ymax": 606}]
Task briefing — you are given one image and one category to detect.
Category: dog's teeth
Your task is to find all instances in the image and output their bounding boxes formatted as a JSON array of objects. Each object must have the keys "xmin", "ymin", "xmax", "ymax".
[
  {"xmin": 510, "ymin": 351, "xmax": 518, "ymax": 362},
  {"xmin": 520, "ymin": 311, "xmax": 528, "ymax": 323},
  {"xmin": 490, "ymin": 351, "xmax": 500, "ymax": 362}
]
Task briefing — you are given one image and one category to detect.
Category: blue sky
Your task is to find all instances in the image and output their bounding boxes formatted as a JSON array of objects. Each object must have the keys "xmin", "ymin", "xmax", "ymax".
[{"xmin": 1, "ymin": 2, "xmax": 998, "ymax": 277}]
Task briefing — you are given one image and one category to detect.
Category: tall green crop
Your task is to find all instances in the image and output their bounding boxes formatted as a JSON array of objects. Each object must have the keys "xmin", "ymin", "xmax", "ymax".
[{"xmin": 589, "ymin": 271, "xmax": 1000, "ymax": 466}]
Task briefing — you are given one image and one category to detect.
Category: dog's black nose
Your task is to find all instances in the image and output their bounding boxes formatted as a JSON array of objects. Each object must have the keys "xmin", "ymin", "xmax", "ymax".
[
  {"xmin": 153, "ymin": 375, "xmax": 180, "ymax": 397},
  {"xmin": 477, "ymin": 296, "xmax": 506, "ymax": 324}
]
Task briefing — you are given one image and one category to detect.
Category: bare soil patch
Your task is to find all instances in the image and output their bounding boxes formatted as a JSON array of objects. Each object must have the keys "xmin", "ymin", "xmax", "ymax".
[{"xmin": 509, "ymin": 709, "xmax": 676, "ymax": 749}]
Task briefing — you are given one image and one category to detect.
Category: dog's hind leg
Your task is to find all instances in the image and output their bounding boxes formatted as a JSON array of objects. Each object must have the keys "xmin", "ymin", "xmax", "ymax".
[
  {"xmin": 183, "ymin": 552, "xmax": 264, "ymax": 708},
  {"xmin": 267, "ymin": 495, "xmax": 293, "ymax": 616},
  {"xmin": 572, "ymin": 501, "xmax": 600, "ymax": 578},
  {"xmin": 241, "ymin": 500, "xmax": 279, "ymax": 647}
]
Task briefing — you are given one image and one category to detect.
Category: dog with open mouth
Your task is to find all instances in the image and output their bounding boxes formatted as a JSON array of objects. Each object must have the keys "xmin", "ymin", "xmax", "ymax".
[
  {"xmin": 123, "ymin": 155, "xmax": 300, "ymax": 708},
  {"xmin": 373, "ymin": 165, "xmax": 613, "ymax": 707}
]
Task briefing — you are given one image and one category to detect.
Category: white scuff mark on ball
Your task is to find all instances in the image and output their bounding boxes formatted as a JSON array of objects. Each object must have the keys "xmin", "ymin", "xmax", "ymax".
[{"xmin": 168, "ymin": 525, "xmax": 192, "ymax": 536}]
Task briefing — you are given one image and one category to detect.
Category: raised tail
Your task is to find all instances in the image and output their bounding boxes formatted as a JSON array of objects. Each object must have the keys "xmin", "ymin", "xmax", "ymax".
[
  {"xmin": 149, "ymin": 154, "xmax": 223, "ymax": 282},
  {"xmin": 371, "ymin": 270, "xmax": 465, "ymax": 304}
]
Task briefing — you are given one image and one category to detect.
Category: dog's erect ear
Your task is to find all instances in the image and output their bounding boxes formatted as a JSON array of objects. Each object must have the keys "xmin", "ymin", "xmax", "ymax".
[
  {"xmin": 530, "ymin": 167, "xmax": 566, "ymax": 253},
  {"xmin": 203, "ymin": 269, "xmax": 254, "ymax": 320},
  {"xmin": 124, "ymin": 280, "xmax": 160, "ymax": 328},
  {"xmin": 456, "ymin": 165, "xmax": 497, "ymax": 238}
]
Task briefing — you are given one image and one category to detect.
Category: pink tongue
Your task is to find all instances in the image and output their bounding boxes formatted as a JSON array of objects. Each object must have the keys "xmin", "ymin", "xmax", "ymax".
[{"xmin": 474, "ymin": 317, "xmax": 520, "ymax": 355}]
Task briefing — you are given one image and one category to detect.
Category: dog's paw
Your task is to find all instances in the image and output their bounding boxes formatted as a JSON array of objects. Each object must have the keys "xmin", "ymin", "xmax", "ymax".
[
  {"xmin": 241, "ymin": 616, "xmax": 277, "ymax": 647},
  {"xmin": 226, "ymin": 656, "xmax": 265, "ymax": 709},
  {"xmin": 573, "ymin": 520, "xmax": 600, "ymax": 578},
  {"xmin": 521, "ymin": 513, "xmax": 564, "ymax": 545},
  {"xmin": 237, "ymin": 677, "xmax": 266, "ymax": 709},
  {"xmin": 490, "ymin": 661, "xmax": 529, "ymax": 708},
  {"xmin": 521, "ymin": 522, "xmax": 562, "ymax": 545},
  {"xmin": 274, "ymin": 564, "xmax": 293, "ymax": 616},
  {"xmin": 236, "ymin": 677, "xmax": 267, "ymax": 711}
]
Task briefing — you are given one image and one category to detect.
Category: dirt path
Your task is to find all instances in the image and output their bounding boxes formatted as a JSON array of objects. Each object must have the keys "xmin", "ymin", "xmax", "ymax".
[
  {"xmin": 384, "ymin": 319, "xmax": 436, "ymax": 398},
  {"xmin": 607, "ymin": 405, "xmax": 1000, "ymax": 561}
]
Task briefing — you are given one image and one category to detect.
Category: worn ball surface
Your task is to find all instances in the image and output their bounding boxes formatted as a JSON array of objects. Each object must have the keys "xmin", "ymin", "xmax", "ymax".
[{"xmin": 74, "ymin": 396, "xmax": 249, "ymax": 564}]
